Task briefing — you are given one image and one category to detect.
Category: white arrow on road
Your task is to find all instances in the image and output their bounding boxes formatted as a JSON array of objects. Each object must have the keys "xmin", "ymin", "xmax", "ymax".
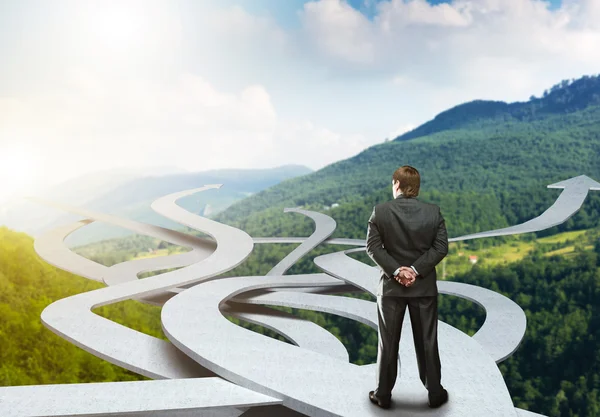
[
  {"xmin": 450, "ymin": 175, "xmax": 600, "ymax": 242},
  {"xmin": 253, "ymin": 175, "xmax": 600, "ymax": 245}
]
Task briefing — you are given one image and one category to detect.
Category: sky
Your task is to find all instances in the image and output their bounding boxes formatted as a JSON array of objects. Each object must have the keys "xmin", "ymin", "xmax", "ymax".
[{"xmin": 0, "ymin": 0, "xmax": 598, "ymax": 202}]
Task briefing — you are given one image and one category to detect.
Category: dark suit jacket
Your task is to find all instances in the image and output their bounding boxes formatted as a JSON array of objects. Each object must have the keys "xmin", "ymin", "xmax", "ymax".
[{"xmin": 366, "ymin": 194, "xmax": 448, "ymax": 297}]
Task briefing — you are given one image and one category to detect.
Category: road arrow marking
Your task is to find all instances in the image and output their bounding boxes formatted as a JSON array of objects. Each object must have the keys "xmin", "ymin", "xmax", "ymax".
[{"xmin": 451, "ymin": 175, "xmax": 600, "ymax": 242}]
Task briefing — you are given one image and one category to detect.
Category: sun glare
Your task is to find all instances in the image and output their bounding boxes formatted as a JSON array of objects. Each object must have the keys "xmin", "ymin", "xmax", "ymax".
[
  {"xmin": 79, "ymin": 2, "xmax": 150, "ymax": 51},
  {"xmin": 0, "ymin": 144, "xmax": 40, "ymax": 203}
]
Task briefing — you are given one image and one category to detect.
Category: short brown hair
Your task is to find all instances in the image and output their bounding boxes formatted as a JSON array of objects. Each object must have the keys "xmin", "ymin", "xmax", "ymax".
[{"xmin": 392, "ymin": 165, "xmax": 420, "ymax": 197}]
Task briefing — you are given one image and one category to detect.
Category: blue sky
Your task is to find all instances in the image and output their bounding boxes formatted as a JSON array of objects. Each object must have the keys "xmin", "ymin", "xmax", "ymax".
[{"xmin": 0, "ymin": 0, "xmax": 598, "ymax": 200}]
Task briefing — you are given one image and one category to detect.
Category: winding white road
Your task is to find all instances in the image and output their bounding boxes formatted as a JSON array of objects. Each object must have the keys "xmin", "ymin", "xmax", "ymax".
[{"xmin": 4, "ymin": 176, "xmax": 586, "ymax": 416}]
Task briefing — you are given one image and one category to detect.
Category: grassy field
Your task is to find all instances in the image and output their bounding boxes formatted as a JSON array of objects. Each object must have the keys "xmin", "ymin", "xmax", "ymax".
[
  {"xmin": 441, "ymin": 228, "xmax": 596, "ymax": 279},
  {"xmin": 536, "ymin": 229, "xmax": 587, "ymax": 244},
  {"xmin": 122, "ymin": 227, "xmax": 597, "ymax": 282}
]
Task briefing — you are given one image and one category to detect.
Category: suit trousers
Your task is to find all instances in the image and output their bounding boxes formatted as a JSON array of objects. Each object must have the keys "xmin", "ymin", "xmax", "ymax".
[{"xmin": 374, "ymin": 294, "xmax": 443, "ymax": 399}]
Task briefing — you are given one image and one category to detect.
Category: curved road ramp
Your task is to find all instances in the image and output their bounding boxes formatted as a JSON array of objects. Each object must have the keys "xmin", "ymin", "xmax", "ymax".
[{"xmin": 2, "ymin": 175, "xmax": 597, "ymax": 416}]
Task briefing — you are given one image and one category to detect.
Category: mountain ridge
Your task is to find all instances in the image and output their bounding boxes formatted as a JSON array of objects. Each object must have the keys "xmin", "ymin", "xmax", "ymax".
[
  {"xmin": 396, "ymin": 74, "xmax": 600, "ymax": 142},
  {"xmin": 214, "ymin": 74, "xmax": 600, "ymax": 239},
  {"xmin": 0, "ymin": 164, "xmax": 313, "ymax": 246}
]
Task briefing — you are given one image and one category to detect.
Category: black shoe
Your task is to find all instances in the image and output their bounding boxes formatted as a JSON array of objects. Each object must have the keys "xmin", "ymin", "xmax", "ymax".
[
  {"xmin": 369, "ymin": 390, "xmax": 391, "ymax": 409},
  {"xmin": 428, "ymin": 388, "xmax": 448, "ymax": 408}
]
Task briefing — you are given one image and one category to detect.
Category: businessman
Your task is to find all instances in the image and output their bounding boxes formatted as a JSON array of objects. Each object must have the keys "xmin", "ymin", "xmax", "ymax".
[{"xmin": 366, "ymin": 165, "xmax": 449, "ymax": 410}]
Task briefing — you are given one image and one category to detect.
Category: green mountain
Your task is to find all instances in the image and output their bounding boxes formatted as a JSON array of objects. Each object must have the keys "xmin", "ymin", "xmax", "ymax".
[
  {"xmin": 60, "ymin": 163, "xmax": 313, "ymax": 246},
  {"xmin": 0, "ymin": 165, "xmax": 187, "ymax": 239},
  {"xmin": 214, "ymin": 74, "xmax": 600, "ymax": 241},
  {"xmin": 2, "ymin": 164, "xmax": 313, "ymax": 247},
  {"xmin": 398, "ymin": 75, "xmax": 600, "ymax": 141}
]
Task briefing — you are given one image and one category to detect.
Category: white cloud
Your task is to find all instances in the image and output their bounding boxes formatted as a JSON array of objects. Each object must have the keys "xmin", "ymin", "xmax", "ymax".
[
  {"xmin": 181, "ymin": 3, "xmax": 290, "ymax": 81},
  {"xmin": 376, "ymin": 0, "xmax": 471, "ymax": 28},
  {"xmin": 302, "ymin": 0, "xmax": 376, "ymax": 64},
  {"xmin": 300, "ymin": 0, "xmax": 600, "ymax": 105},
  {"xmin": 203, "ymin": 4, "xmax": 287, "ymax": 46},
  {"xmin": 271, "ymin": 120, "xmax": 371, "ymax": 169},
  {"xmin": 0, "ymin": 1, "xmax": 380, "ymax": 196},
  {"xmin": 3, "ymin": 0, "xmax": 600, "ymax": 198},
  {"xmin": 0, "ymin": 67, "xmax": 372, "ymax": 193}
]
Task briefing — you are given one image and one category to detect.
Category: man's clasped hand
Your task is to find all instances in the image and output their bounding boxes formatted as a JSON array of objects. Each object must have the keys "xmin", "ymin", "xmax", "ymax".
[{"xmin": 394, "ymin": 266, "xmax": 416, "ymax": 287}]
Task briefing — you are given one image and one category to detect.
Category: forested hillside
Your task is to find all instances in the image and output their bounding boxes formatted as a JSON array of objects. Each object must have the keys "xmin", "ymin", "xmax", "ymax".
[
  {"xmin": 214, "ymin": 75, "xmax": 600, "ymax": 242},
  {"xmin": 0, "ymin": 227, "xmax": 155, "ymax": 385},
  {"xmin": 3, "ymin": 220, "xmax": 600, "ymax": 417},
  {"xmin": 398, "ymin": 74, "xmax": 600, "ymax": 141},
  {"xmin": 446, "ymin": 237, "xmax": 600, "ymax": 417}
]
